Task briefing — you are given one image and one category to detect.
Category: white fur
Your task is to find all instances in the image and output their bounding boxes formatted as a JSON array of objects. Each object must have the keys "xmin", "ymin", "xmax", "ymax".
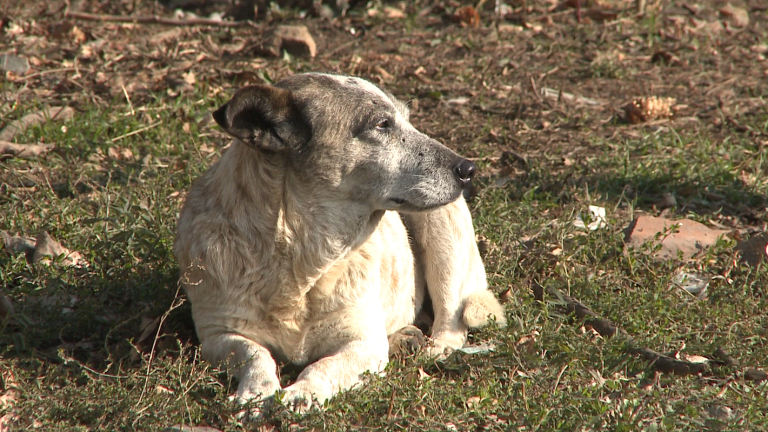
[{"xmin": 174, "ymin": 74, "xmax": 506, "ymax": 413}]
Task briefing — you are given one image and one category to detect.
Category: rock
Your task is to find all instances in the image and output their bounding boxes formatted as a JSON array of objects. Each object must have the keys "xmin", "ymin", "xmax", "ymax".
[
  {"xmin": 624, "ymin": 215, "xmax": 727, "ymax": 260},
  {"xmin": 719, "ymin": 4, "xmax": 749, "ymax": 28},
  {"xmin": 0, "ymin": 54, "xmax": 30, "ymax": 74},
  {"xmin": 656, "ymin": 193, "xmax": 677, "ymax": 209},
  {"xmin": 734, "ymin": 233, "xmax": 768, "ymax": 267},
  {"xmin": 273, "ymin": 25, "xmax": 317, "ymax": 58}
]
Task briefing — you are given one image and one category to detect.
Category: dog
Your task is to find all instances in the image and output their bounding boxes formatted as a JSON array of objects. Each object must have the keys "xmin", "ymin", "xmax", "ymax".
[{"xmin": 174, "ymin": 73, "xmax": 506, "ymax": 413}]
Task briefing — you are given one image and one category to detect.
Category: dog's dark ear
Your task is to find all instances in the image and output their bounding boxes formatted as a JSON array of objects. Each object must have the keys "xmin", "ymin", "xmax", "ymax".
[{"xmin": 212, "ymin": 85, "xmax": 309, "ymax": 151}]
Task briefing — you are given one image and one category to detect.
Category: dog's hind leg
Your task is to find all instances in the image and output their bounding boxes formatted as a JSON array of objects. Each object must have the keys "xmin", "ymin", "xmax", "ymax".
[
  {"xmin": 201, "ymin": 333, "xmax": 281, "ymax": 406},
  {"xmin": 403, "ymin": 197, "xmax": 505, "ymax": 357}
]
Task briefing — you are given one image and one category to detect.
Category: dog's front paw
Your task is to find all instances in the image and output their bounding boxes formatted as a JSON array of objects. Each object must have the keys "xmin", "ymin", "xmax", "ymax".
[
  {"xmin": 281, "ymin": 383, "xmax": 330, "ymax": 414},
  {"xmin": 388, "ymin": 325, "xmax": 426, "ymax": 358},
  {"xmin": 426, "ymin": 332, "xmax": 466, "ymax": 359},
  {"xmin": 231, "ymin": 382, "xmax": 280, "ymax": 419}
]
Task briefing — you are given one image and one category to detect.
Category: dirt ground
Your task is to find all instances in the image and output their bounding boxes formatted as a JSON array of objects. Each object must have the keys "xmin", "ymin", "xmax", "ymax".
[{"xmin": 3, "ymin": 0, "xmax": 767, "ymax": 223}]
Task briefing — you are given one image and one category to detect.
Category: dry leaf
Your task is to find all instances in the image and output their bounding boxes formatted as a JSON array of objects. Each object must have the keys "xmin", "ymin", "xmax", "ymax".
[
  {"xmin": 70, "ymin": 25, "xmax": 87, "ymax": 44},
  {"xmin": 0, "ymin": 371, "xmax": 18, "ymax": 432},
  {"xmin": 466, "ymin": 396, "xmax": 481, "ymax": 409},
  {"xmin": 1, "ymin": 231, "xmax": 36, "ymax": 256},
  {"xmin": 107, "ymin": 146, "xmax": 134, "ymax": 161},
  {"xmin": 500, "ymin": 289, "xmax": 513, "ymax": 303},
  {"xmin": 681, "ymin": 354, "xmax": 710, "ymax": 364},
  {"xmin": 155, "ymin": 385, "xmax": 175, "ymax": 395},
  {"xmin": 0, "ymin": 141, "xmax": 55, "ymax": 159},
  {"xmin": 515, "ymin": 330, "xmax": 539, "ymax": 354},
  {"xmin": 138, "ymin": 314, "xmax": 161, "ymax": 345},
  {"xmin": 182, "ymin": 71, "xmax": 196, "ymax": 86},
  {"xmin": 453, "ymin": 6, "xmax": 480, "ymax": 28},
  {"xmin": 623, "ymin": 96, "xmax": 676, "ymax": 123},
  {"xmin": 383, "ymin": 6, "xmax": 405, "ymax": 19},
  {"xmin": 32, "ymin": 231, "xmax": 88, "ymax": 268},
  {"xmin": 0, "ymin": 106, "xmax": 75, "ymax": 142}
]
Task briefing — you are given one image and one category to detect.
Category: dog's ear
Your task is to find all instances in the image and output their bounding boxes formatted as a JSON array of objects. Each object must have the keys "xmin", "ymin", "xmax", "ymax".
[{"xmin": 212, "ymin": 85, "xmax": 309, "ymax": 152}]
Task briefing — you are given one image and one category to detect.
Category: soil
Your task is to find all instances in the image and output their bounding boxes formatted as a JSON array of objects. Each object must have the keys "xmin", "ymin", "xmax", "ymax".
[{"xmin": 2, "ymin": 0, "xmax": 767, "ymax": 221}]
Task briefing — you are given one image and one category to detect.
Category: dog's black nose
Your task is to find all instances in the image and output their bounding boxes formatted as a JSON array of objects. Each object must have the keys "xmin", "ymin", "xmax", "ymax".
[{"xmin": 453, "ymin": 159, "xmax": 476, "ymax": 186}]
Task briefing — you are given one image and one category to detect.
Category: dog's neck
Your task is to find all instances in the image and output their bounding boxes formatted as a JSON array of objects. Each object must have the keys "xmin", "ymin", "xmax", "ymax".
[{"xmin": 214, "ymin": 141, "xmax": 383, "ymax": 290}]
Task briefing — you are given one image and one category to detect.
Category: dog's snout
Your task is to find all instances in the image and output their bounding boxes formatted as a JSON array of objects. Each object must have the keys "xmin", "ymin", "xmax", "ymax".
[{"xmin": 453, "ymin": 159, "xmax": 476, "ymax": 186}]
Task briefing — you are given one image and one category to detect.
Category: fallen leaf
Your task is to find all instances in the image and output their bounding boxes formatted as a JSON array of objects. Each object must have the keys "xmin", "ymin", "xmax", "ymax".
[
  {"xmin": 515, "ymin": 331, "xmax": 539, "ymax": 354},
  {"xmin": 1, "ymin": 231, "xmax": 36, "ymax": 257},
  {"xmin": 107, "ymin": 146, "xmax": 135, "ymax": 161},
  {"xmin": 383, "ymin": 6, "xmax": 405, "ymax": 19},
  {"xmin": 453, "ymin": 6, "xmax": 480, "ymax": 28},
  {"xmin": 0, "ymin": 106, "xmax": 75, "ymax": 142},
  {"xmin": 0, "ymin": 371, "xmax": 18, "ymax": 431},
  {"xmin": 466, "ymin": 396, "xmax": 481, "ymax": 409},
  {"xmin": 623, "ymin": 96, "xmax": 675, "ymax": 123},
  {"xmin": 182, "ymin": 71, "xmax": 196, "ymax": 86},
  {"xmin": 138, "ymin": 314, "xmax": 161, "ymax": 345},
  {"xmin": 540, "ymin": 87, "xmax": 603, "ymax": 106},
  {"xmin": 32, "ymin": 231, "xmax": 88, "ymax": 268},
  {"xmin": 155, "ymin": 385, "xmax": 175, "ymax": 395},
  {"xmin": 70, "ymin": 25, "xmax": 87, "ymax": 44},
  {"xmin": 375, "ymin": 65, "xmax": 394, "ymax": 81},
  {"xmin": 0, "ymin": 141, "xmax": 55, "ymax": 159}
]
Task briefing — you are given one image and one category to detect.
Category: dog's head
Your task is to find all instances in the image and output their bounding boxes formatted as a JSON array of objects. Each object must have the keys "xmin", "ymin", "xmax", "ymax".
[{"xmin": 213, "ymin": 73, "xmax": 475, "ymax": 212}]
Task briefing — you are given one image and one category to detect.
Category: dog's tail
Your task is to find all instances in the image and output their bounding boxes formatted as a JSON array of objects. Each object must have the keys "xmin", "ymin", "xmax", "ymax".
[{"xmin": 462, "ymin": 290, "xmax": 507, "ymax": 328}]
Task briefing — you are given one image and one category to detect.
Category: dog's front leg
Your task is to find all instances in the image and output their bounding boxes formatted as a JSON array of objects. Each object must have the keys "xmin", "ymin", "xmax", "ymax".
[
  {"xmin": 282, "ymin": 338, "xmax": 388, "ymax": 413},
  {"xmin": 201, "ymin": 333, "xmax": 281, "ymax": 406},
  {"xmin": 404, "ymin": 197, "xmax": 489, "ymax": 356}
]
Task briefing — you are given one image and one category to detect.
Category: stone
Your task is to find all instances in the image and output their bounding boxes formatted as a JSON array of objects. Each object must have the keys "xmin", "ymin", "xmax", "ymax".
[
  {"xmin": 735, "ymin": 233, "xmax": 768, "ymax": 267},
  {"xmin": 623, "ymin": 215, "xmax": 727, "ymax": 260},
  {"xmin": 0, "ymin": 54, "xmax": 30, "ymax": 74},
  {"xmin": 273, "ymin": 25, "xmax": 317, "ymax": 58},
  {"xmin": 719, "ymin": 4, "xmax": 749, "ymax": 28}
]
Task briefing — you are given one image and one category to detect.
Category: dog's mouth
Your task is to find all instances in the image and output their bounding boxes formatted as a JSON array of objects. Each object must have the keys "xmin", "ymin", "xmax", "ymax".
[{"xmin": 387, "ymin": 193, "xmax": 461, "ymax": 212}]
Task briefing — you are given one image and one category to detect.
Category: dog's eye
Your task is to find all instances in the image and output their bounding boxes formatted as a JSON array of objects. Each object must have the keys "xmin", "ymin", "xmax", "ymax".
[{"xmin": 375, "ymin": 118, "xmax": 393, "ymax": 130}]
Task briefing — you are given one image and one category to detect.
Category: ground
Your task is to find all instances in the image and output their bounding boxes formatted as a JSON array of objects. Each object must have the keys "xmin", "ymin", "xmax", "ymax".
[{"xmin": 1, "ymin": 0, "xmax": 767, "ymax": 430}]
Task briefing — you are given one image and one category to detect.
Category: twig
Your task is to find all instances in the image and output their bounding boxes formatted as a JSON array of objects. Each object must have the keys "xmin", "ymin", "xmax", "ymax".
[
  {"xmin": 121, "ymin": 85, "xmax": 135, "ymax": 117},
  {"xmin": 58, "ymin": 349, "xmax": 132, "ymax": 379},
  {"xmin": 111, "ymin": 121, "xmax": 163, "ymax": 142},
  {"xmin": 18, "ymin": 68, "xmax": 79, "ymax": 80},
  {"xmin": 533, "ymin": 284, "xmax": 713, "ymax": 376},
  {"xmin": 65, "ymin": 11, "xmax": 252, "ymax": 28},
  {"xmin": 136, "ymin": 282, "xmax": 186, "ymax": 406},
  {"xmin": 322, "ymin": 39, "xmax": 359, "ymax": 59}
]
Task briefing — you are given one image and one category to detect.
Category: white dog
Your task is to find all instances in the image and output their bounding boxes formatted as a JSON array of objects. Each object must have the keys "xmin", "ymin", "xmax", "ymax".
[{"xmin": 174, "ymin": 73, "xmax": 505, "ymax": 413}]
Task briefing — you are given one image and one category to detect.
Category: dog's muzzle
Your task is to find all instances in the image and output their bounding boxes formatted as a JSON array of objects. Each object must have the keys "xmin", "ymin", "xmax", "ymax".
[{"xmin": 453, "ymin": 158, "xmax": 476, "ymax": 187}]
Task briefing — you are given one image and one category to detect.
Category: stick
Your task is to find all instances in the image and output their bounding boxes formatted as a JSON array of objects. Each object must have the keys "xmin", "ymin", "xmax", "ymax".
[
  {"xmin": 110, "ymin": 121, "xmax": 162, "ymax": 142},
  {"xmin": 64, "ymin": 11, "xmax": 252, "ymax": 28},
  {"xmin": 533, "ymin": 284, "xmax": 714, "ymax": 376}
]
